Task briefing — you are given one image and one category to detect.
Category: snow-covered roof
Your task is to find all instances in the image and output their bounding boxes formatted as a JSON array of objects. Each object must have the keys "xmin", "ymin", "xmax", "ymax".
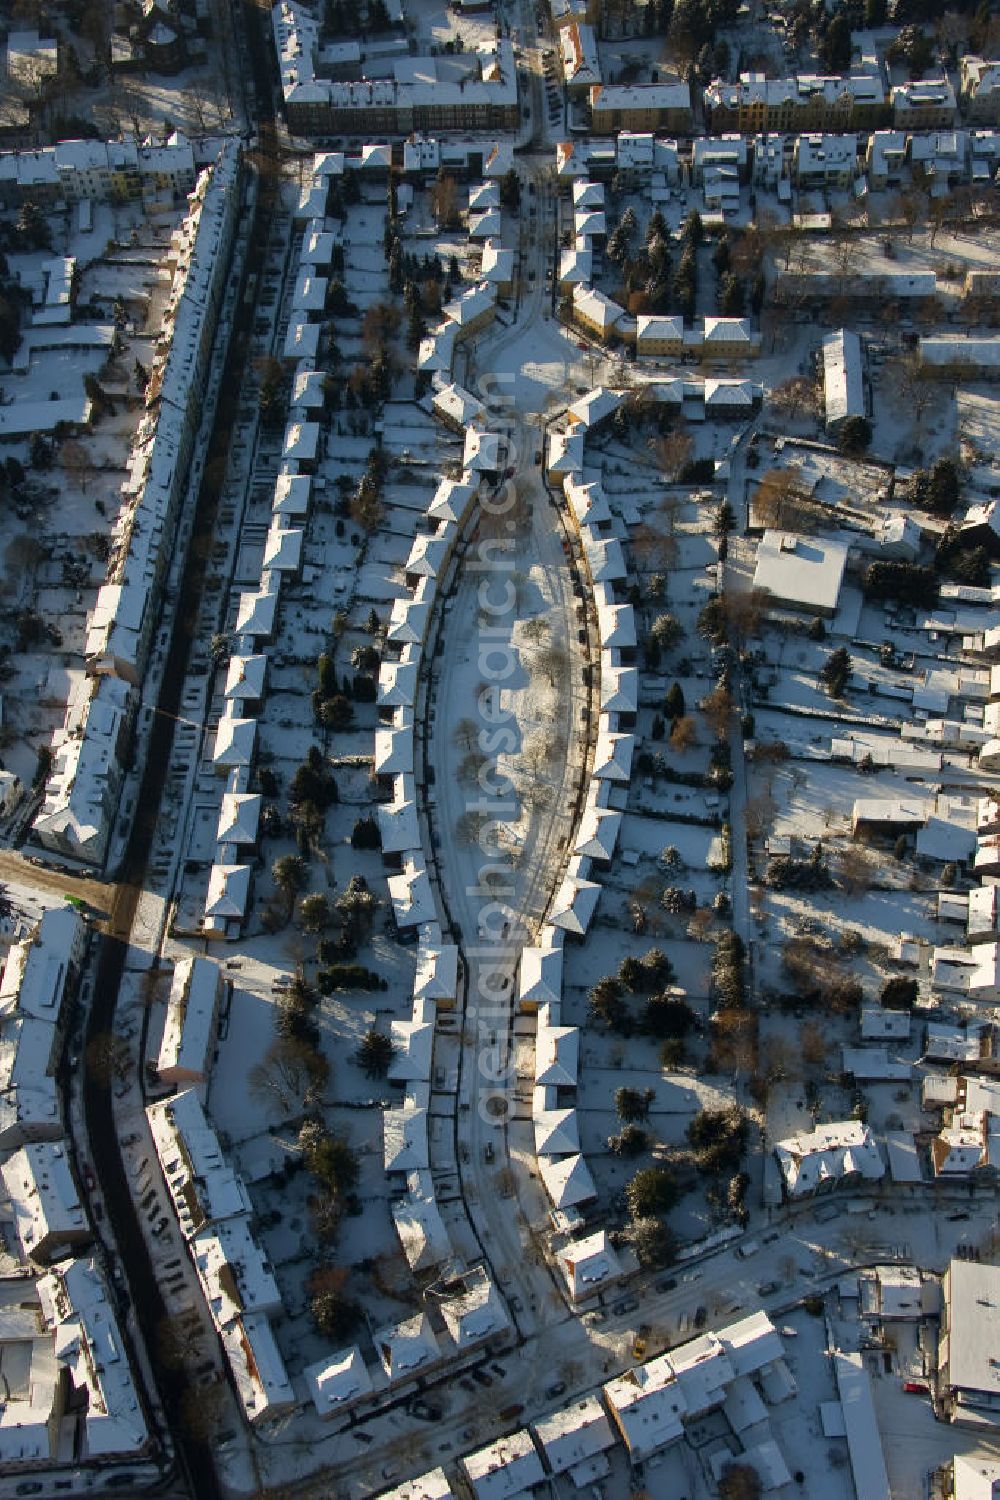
[
  {"xmin": 388, "ymin": 855, "xmax": 436, "ymax": 929},
  {"xmin": 558, "ymin": 1230, "xmax": 622, "ymax": 1301},
  {"xmin": 519, "ymin": 944, "xmax": 563, "ymax": 1008},
  {"xmin": 573, "ymin": 797, "xmax": 622, "ymax": 863},
  {"xmin": 388, "ymin": 1019, "xmax": 434, "ymax": 1083},
  {"xmin": 217, "ymin": 792, "xmax": 262, "ymax": 847},
  {"xmin": 377, "ymin": 775, "xmax": 420, "ymax": 856},
  {"xmin": 305, "ymin": 1345, "xmax": 372, "ymax": 1417},
  {"xmin": 774, "ymin": 1119, "xmax": 884, "ymax": 1196},
  {"xmin": 547, "ymin": 428, "xmax": 586, "ymax": 477},
  {"xmin": 147, "ymin": 1089, "xmax": 250, "ymax": 1236},
  {"xmin": 547, "ymin": 858, "xmax": 601, "ymax": 936},
  {"xmin": 156, "ymin": 956, "xmax": 223, "ymax": 1082},
  {"xmin": 461, "ymin": 1429, "xmax": 545, "ymax": 1500},
  {"xmin": 37, "ymin": 1256, "xmax": 149, "ymax": 1457},
  {"xmin": 753, "ymin": 530, "xmax": 848, "ymax": 616},
  {"xmin": 432, "ymin": 382, "xmax": 486, "ymax": 429},
  {"xmin": 384, "ymin": 1101, "xmax": 429, "ymax": 1172},
  {"xmin": 535, "ymin": 1015, "xmax": 579, "ymax": 1086},
  {"xmin": 220, "ymin": 1312, "xmax": 294, "ymax": 1424},
  {"xmin": 567, "ymin": 386, "xmax": 624, "ymax": 430},
  {"xmin": 378, "ymin": 1469, "xmax": 453, "ymax": 1500},
  {"xmin": 533, "ymin": 1392, "xmax": 615, "ymax": 1473},
  {"xmin": 428, "ymin": 475, "xmax": 477, "ymax": 524},
  {"xmin": 414, "ymin": 943, "xmax": 458, "ymax": 1002},
  {"xmin": 822, "ymin": 328, "xmax": 864, "ymax": 430},
  {"xmin": 224, "ymin": 653, "xmax": 267, "ymax": 702},
  {"xmin": 538, "ymin": 1152, "xmax": 597, "ymax": 1208},
  {"xmin": 593, "ymin": 725, "xmax": 634, "ymax": 781},
  {"xmin": 373, "ymin": 1312, "xmax": 440, "ymax": 1381},
  {"xmin": 191, "ymin": 1216, "xmax": 281, "ymax": 1327},
  {"xmin": 213, "ymin": 714, "xmax": 257, "ymax": 770},
  {"xmin": 0, "ymin": 907, "xmax": 83, "ymax": 1026},
  {"xmin": 440, "ymin": 1267, "xmax": 509, "ymax": 1349},
  {"xmin": 533, "ymin": 1099, "xmax": 581, "ymax": 1155},
  {"xmin": 378, "ymin": 658, "xmax": 419, "ymax": 708},
  {"xmin": 602, "ymin": 1355, "xmax": 687, "ymax": 1461},
  {"xmin": 204, "ymin": 863, "xmax": 251, "ymax": 922},
  {"xmin": 599, "ymin": 659, "xmax": 638, "ymax": 715},
  {"xmin": 944, "ymin": 1260, "xmax": 1000, "ymax": 1407},
  {"xmin": 2, "ymin": 1141, "xmax": 87, "ymax": 1262},
  {"xmin": 636, "ymin": 314, "xmax": 684, "ymax": 346},
  {"xmin": 273, "ymin": 469, "xmax": 312, "ymax": 518},
  {"xmin": 391, "ymin": 1170, "xmax": 452, "ymax": 1271}
]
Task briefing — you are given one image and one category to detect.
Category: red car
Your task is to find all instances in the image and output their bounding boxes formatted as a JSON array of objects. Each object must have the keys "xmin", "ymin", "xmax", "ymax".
[{"xmin": 903, "ymin": 1381, "xmax": 929, "ymax": 1394}]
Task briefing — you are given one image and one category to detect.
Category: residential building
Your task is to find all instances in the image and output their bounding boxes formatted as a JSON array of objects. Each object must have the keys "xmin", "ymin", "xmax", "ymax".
[
  {"xmin": 305, "ymin": 1346, "xmax": 373, "ymax": 1418},
  {"xmin": 793, "ymin": 132, "xmax": 858, "ymax": 187},
  {"xmin": 752, "ymin": 531, "xmax": 849, "ymax": 618},
  {"xmin": 822, "ymin": 328, "xmax": 865, "ymax": 434},
  {"xmin": 558, "ymin": 1230, "xmax": 623, "ymax": 1301},
  {"xmin": 533, "ymin": 1395, "xmax": 616, "ymax": 1480},
  {"xmin": 940, "ymin": 1259, "xmax": 1000, "ymax": 1424},
  {"xmin": 37, "ymin": 1256, "xmax": 151, "ymax": 1457},
  {"xmin": 570, "ymin": 285, "xmax": 628, "ymax": 343},
  {"xmin": 588, "ymin": 82, "xmax": 692, "ymax": 133},
  {"xmin": 919, "ymin": 336, "xmax": 1000, "ymax": 379},
  {"xmin": 705, "ymin": 71, "xmax": 886, "ymax": 133},
  {"xmin": 773, "ymin": 1120, "xmax": 885, "ymax": 1197},
  {"xmin": 146, "ymin": 1089, "xmax": 252, "ymax": 1237},
  {"xmin": 156, "ymin": 956, "xmax": 225, "ymax": 1086},
  {"xmin": 274, "ymin": 3, "xmax": 519, "ymax": 135},
  {"xmin": 461, "ymin": 1430, "xmax": 545, "ymax": 1500},
  {"xmin": 635, "ymin": 315, "xmax": 683, "ymax": 357},
  {"xmin": 891, "ymin": 78, "xmax": 957, "ymax": 129},
  {"xmin": 961, "ymin": 58, "xmax": 1000, "ymax": 123},
  {"xmin": 560, "ymin": 23, "xmax": 601, "ymax": 98},
  {"xmin": 866, "ymin": 129, "xmax": 907, "ymax": 188},
  {"xmin": 2, "ymin": 1141, "xmax": 90, "ymax": 1264}
]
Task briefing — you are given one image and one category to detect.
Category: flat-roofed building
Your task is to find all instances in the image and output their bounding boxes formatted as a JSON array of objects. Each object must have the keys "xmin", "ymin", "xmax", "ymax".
[
  {"xmin": 2, "ymin": 1141, "xmax": 90, "ymax": 1264},
  {"xmin": 940, "ymin": 1259, "xmax": 1000, "ymax": 1425},
  {"xmin": 589, "ymin": 81, "xmax": 692, "ymax": 132},
  {"xmin": 822, "ymin": 328, "xmax": 864, "ymax": 434}
]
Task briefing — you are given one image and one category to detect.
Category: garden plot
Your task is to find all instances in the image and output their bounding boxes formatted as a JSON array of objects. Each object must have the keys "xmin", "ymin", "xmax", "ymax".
[
  {"xmin": 751, "ymin": 754, "xmax": 934, "ymax": 844},
  {"xmin": 405, "ymin": 0, "xmax": 497, "ymax": 52},
  {"xmin": 619, "ymin": 812, "xmax": 719, "ymax": 871}
]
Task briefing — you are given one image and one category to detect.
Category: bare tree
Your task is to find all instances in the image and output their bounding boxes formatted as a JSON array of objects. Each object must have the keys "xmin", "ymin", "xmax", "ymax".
[
  {"xmin": 651, "ymin": 429, "xmax": 693, "ymax": 481},
  {"xmin": 454, "ymin": 717, "xmax": 478, "ymax": 752},
  {"xmin": 891, "ymin": 190, "xmax": 926, "ymax": 243},
  {"xmin": 701, "ymin": 684, "xmax": 734, "ymax": 742},
  {"xmin": 745, "ymin": 790, "xmax": 778, "ymax": 840},
  {"xmin": 768, "ymin": 375, "xmax": 818, "ymax": 423},
  {"xmin": 534, "ymin": 642, "xmax": 568, "ymax": 689},
  {"xmin": 837, "ymin": 844, "xmax": 874, "ymax": 895},
  {"xmin": 753, "ymin": 466, "xmax": 817, "ymax": 531},
  {"xmin": 248, "ymin": 1036, "xmax": 319, "ymax": 1115},
  {"xmin": 801, "ymin": 1021, "xmax": 828, "ymax": 1069}
]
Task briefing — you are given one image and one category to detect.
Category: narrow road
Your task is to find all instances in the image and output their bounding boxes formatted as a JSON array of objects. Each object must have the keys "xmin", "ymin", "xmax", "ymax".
[{"xmin": 420, "ymin": 163, "xmax": 599, "ymax": 1352}]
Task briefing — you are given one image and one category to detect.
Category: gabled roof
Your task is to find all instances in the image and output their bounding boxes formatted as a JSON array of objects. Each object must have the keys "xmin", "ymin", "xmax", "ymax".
[{"xmin": 538, "ymin": 1152, "xmax": 597, "ymax": 1207}]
